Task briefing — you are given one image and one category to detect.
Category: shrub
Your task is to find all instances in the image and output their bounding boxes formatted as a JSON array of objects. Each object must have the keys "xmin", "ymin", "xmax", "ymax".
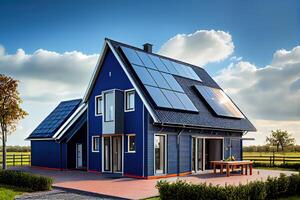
[
  {"xmin": 0, "ymin": 170, "xmax": 52, "ymax": 191},
  {"xmin": 253, "ymin": 162, "xmax": 300, "ymax": 170},
  {"xmin": 156, "ymin": 173, "xmax": 300, "ymax": 200}
]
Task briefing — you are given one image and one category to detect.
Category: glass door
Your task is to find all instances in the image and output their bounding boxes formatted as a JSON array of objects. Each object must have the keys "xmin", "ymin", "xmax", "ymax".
[
  {"xmin": 112, "ymin": 136, "xmax": 122, "ymax": 173},
  {"xmin": 155, "ymin": 135, "xmax": 166, "ymax": 174},
  {"xmin": 103, "ymin": 137, "xmax": 111, "ymax": 172},
  {"xmin": 196, "ymin": 138, "xmax": 203, "ymax": 171},
  {"xmin": 192, "ymin": 137, "xmax": 204, "ymax": 172}
]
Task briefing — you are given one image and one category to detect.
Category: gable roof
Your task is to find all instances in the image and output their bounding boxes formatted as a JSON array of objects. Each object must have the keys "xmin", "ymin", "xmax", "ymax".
[
  {"xmin": 27, "ymin": 99, "xmax": 82, "ymax": 139},
  {"xmin": 84, "ymin": 38, "xmax": 256, "ymax": 132}
]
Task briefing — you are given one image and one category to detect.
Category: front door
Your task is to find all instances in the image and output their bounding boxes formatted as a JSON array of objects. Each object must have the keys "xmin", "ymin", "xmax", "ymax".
[
  {"xmin": 103, "ymin": 136, "xmax": 122, "ymax": 173},
  {"xmin": 76, "ymin": 143, "xmax": 83, "ymax": 168},
  {"xmin": 155, "ymin": 135, "xmax": 166, "ymax": 174}
]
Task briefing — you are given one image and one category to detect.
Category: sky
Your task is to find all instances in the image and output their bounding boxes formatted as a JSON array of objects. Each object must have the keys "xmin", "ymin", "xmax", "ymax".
[{"xmin": 0, "ymin": 0, "xmax": 299, "ymax": 146}]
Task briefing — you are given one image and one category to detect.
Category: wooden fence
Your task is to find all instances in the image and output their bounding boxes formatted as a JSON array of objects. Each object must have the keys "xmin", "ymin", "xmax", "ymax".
[
  {"xmin": 243, "ymin": 155, "xmax": 300, "ymax": 166},
  {"xmin": 0, "ymin": 154, "xmax": 31, "ymax": 166}
]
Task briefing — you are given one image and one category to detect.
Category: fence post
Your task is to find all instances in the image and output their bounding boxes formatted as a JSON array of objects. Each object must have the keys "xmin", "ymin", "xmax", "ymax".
[
  {"xmin": 13, "ymin": 154, "xmax": 15, "ymax": 166},
  {"xmin": 283, "ymin": 156, "xmax": 285, "ymax": 164},
  {"xmin": 272, "ymin": 153, "xmax": 275, "ymax": 166},
  {"xmin": 270, "ymin": 156, "xmax": 272, "ymax": 166},
  {"xmin": 21, "ymin": 154, "xmax": 23, "ymax": 166}
]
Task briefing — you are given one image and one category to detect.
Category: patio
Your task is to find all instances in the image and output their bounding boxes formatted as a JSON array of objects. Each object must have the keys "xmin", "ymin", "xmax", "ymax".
[{"xmin": 10, "ymin": 166, "xmax": 296, "ymax": 200}]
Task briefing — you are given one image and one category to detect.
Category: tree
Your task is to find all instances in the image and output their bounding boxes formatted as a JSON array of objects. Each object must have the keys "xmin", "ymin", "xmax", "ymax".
[
  {"xmin": 0, "ymin": 74, "xmax": 27, "ymax": 169},
  {"xmin": 266, "ymin": 129, "xmax": 295, "ymax": 152}
]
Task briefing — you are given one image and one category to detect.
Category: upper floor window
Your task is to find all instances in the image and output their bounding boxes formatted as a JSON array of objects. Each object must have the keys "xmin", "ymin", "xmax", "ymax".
[
  {"xmin": 125, "ymin": 89, "xmax": 135, "ymax": 112},
  {"xmin": 104, "ymin": 92, "xmax": 114, "ymax": 122},
  {"xmin": 128, "ymin": 134, "xmax": 136, "ymax": 153},
  {"xmin": 92, "ymin": 136, "xmax": 100, "ymax": 152},
  {"xmin": 95, "ymin": 95, "xmax": 103, "ymax": 116}
]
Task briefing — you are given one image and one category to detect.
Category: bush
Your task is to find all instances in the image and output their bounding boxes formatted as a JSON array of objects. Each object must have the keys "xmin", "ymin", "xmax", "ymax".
[
  {"xmin": 0, "ymin": 170, "xmax": 52, "ymax": 191},
  {"xmin": 253, "ymin": 162, "xmax": 300, "ymax": 170},
  {"xmin": 156, "ymin": 173, "xmax": 300, "ymax": 200}
]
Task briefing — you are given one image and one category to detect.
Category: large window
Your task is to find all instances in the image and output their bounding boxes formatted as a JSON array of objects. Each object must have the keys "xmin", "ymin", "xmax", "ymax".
[
  {"xmin": 104, "ymin": 92, "xmax": 114, "ymax": 122},
  {"xmin": 95, "ymin": 95, "xmax": 103, "ymax": 116},
  {"xmin": 127, "ymin": 134, "xmax": 136, "ymax": 153},
  {"xmin": 155, "ymin": 135, "xmax": 166, "ymax": 174},
  {"xmin": 125, "ymin": 89, "xmax": 135, "ymax": 111},
  {"xmin": 92, "ymin": 136, "xmax": 100, "ymax": 152}
]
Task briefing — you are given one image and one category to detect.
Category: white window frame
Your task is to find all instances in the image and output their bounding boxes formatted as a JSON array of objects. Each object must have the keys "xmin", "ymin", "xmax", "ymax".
[
  {"xmin": 154, "ymin": 134, "xmax": 167, "ymax": 175},
  {"xmin": 95, "ymin": 95, "xmax": 103, "ymax": 116},
  {"xmin": 127, "ymin": 134, "xmax": 136, "ymax": 153},
  {"xmin": 104, "ymin": 91, "xmax": 115, "ymax": 122},
  {"xmin": 92, "ymin": 136, "xmax": 100, "ymax": 152},
  {"xmin": 124, "ymin": 89, "xmax": 135, "ymax": 112}
]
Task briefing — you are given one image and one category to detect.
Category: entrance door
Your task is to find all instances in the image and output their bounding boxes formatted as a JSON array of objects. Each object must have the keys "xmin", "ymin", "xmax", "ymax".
[
  {"xmin": 192, "ymin": 138, "xmax": 204, "ymax": 172},
  {"xmin": 205, "ymin": 139, "xmax": 223, "ymax": 169},
  {"xmin": 155, "ymin": 135, "xmax": 166, "ymax": 174},
  {"xmin": 76, "ymin": 143, "xmax": 83, "ymax": 168},
  {"xmin": 103, "ymin": 136, "xmax": 122, "ymax": 173},
  {"xmin": 112, "ymin": 136, "xmax": 122, "ymax": 173}
]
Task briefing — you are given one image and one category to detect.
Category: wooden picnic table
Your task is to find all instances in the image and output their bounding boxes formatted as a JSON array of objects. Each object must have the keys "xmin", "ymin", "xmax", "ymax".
[{"xmin": 210, "ymin": 160, "xmax": 253, "ymax": 177}]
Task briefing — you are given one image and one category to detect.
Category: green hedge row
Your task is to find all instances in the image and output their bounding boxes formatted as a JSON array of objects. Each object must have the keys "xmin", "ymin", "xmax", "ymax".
[
  {"xmin": 253, "ymin": 162, "xmax": 300, "ymax": 170},
  {"xmin": 0, "ymin": 170, "xmax": 52, "ymax": 191},
  {"xmin": 157, "ymin": 173, "xmax": 300, "ymax": 200}
]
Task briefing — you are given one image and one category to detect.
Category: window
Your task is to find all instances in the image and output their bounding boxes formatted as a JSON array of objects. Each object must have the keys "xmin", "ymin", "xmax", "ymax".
[
  {"xmin": 95, "ymin": 95, "xmax": 103, "ymax": 116},
  {"xmin": 125, "ymin": 90, "xmax": 135, "ymax": 111},
  {"xmin": 104, "ymin": 92, "xmax": 114, "ymax": 122},
  {"xmin": 92, "ymin": 136, "xmax": 100, "ymax": 152},
  {"xmin": 103, "ymin": 137, "xmax": 111, "ymax": 171},
  {"xmin": 127, "ymin": 134, "xmax": 136, "ymax": 152}
]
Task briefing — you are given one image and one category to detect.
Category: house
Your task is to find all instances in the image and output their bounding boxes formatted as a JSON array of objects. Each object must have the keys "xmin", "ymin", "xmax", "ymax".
[{"xmin": 27, "ymin": 39, "xmax": 256, "ymax": 178}]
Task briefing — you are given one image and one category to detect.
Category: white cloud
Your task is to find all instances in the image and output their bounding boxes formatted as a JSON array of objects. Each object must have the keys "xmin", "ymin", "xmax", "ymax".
[
  {"xmin": 214, "ymin": 46, "xmax": 300, "ymax": 144},
  {"xmin": 158, "ymin": 30, "xmax": 234, "ymax": 66},
  {"xmin": 0, "ymin": 45, "xmax": 98, "ymax": 145}
]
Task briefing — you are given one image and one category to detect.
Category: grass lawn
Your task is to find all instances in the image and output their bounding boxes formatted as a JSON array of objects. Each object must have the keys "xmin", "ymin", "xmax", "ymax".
[{"xmin": 0, "ymin": 184, "xmax": 30, "ymax": 200}]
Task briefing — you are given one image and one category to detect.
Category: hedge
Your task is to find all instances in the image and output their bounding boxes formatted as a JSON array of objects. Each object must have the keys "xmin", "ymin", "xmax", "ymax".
[
  {"xmin": 0, "ymin": 170, "xmax": 53, "ymax": 191},
  {"xmin": 253, "ymin": 162, "xmax": 300, "ymax": 170},
  {"xmin": 156, "ymin": 173, "xmax": 300, "ymax": 200}
]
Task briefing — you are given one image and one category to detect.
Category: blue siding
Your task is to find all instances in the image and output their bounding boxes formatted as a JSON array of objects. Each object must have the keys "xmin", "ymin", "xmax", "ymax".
[
  {"xmin": 87, "ymin": 49, "xmax": 145, "ymax": 176},
  {"xmin": 31, "ymin": 140, "xmax": 62, "ymax": 168},
  {"xmin": 179, "ymin": 135, "xmax": 191, "ymax": 173},
  {"xmin": 167, "ymin": 134, "xmax": 177, "ymax": 174}
]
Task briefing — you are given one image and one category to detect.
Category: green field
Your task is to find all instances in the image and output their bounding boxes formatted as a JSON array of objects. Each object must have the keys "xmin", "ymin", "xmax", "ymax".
[
  {"xmin": 0, "ymin": 152, "xmax": 31, "ymax": 166},
  {"xmin": 243, "ymin": 152, "xmax": 300, "ymax": 165}
]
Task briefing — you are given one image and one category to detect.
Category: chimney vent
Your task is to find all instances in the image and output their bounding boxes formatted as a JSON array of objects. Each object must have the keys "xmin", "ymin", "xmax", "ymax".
[{"xmin": 143, "ymin": 43, "xmax": 153, "ymax": 53}]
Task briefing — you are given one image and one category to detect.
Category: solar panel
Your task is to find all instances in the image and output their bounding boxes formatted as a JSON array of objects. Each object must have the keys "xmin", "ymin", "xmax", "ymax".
[
  {"xmin": 145, "ymin": 86, "xmax": 172, "ymax": 108},
  {"xmin": 148, "ymin": 69, "xmax": 171, "ymax": 90},
  {"xmin": 161, "ymin": 89, "xmax": 185, "ymax": 110},
  {"xmin": 120, "ymin": 46, "xmax": 202, "ymax": 82},
  {"xmin": 132, "ymin": 64, "xmax": 157, "ymax": 87},
  {"xmin": 194, "ymin": 85, "xmax": 244, "ymax": 118},
  {"xmin": 29, "ymin": 99, "xmax": 81, "ymax": 138}
]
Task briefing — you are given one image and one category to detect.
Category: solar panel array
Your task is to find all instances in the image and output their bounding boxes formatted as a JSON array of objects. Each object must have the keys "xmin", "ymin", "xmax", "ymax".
[
  {"xmin": 121, "ymin": 46, "xmax": 199, "ymax": 112},
  {"xmin": 194, "ymin": 85, "xmax": 244, "ymax": 119},
  {"xmin": 30, "ymin": 99, "xmax": 81, "ymax": 138}
]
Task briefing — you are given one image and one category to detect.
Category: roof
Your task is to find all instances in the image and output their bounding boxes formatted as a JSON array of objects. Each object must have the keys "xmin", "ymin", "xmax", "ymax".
[
  {"xmin": 106, "ymin": 39, "xmax": 256, "ymax": 132},
  {"xmin": 27, "ymin": 99, "xmax": 82, "ymax": 139}
]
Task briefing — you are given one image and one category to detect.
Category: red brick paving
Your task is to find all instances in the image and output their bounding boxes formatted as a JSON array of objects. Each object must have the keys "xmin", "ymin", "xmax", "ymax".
[{"xmin": 11, "ymin": 167, "xmax": 296, "ymax": 200}]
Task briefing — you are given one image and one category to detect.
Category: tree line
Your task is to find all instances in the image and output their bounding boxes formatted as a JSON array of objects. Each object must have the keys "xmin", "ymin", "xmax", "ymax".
[{"xmin": 0, "ymin": 146, "xmax": 30, "ymax": 152}]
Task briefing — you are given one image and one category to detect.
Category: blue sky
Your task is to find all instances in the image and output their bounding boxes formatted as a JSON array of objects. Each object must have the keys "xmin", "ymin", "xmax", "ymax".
[
  {"xmin": 1, "ymin": 0, "xmax": 300, "ymax": 145},
  {"xmin": 1, "ymin": 0, "xmax": 299, "ymax": 69}
]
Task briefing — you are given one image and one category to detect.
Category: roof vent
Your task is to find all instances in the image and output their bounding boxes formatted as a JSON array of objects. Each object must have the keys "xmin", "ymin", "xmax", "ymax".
[{"xmin": 143, "ymin": 43, "xmax": 153, "ymax": 53}]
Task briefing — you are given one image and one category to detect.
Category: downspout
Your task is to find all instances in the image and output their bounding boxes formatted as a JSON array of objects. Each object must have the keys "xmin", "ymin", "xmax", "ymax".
[{"xmin": 177, "ymin": 129, "xmax": 184, "ymax": 176}]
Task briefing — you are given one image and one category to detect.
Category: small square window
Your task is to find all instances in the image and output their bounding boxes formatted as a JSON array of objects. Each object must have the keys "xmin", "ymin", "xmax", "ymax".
[
  {"xmin": 125, "ymin": 90, "xmax": 135, "ymax": 111},
  {"xmin": 92, "ymin": 136, "xmax": 100, "ymax": 152},
  {"xmin": 128, "ymin": 135, "xmax": 136, "ymax": 153},
  {"xmin": 95, "ymin": 95, "xmax": 103, "ymax": 116}
]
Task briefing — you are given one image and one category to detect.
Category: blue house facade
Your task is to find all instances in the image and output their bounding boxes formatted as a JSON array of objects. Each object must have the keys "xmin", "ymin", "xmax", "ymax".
[{"xmin": 27, "ymin": 39, "xmax": 256, "ymax": 178}]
